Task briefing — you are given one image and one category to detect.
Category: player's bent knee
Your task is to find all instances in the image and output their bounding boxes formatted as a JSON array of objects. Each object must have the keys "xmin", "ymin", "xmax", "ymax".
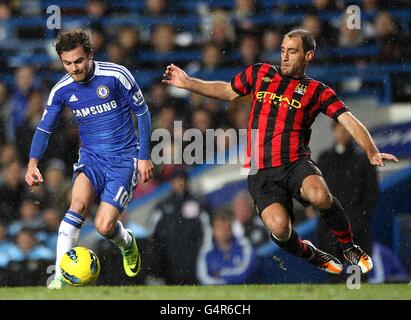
[
  {"xmin": 309, "ymin": 190, "xmax": 332, "ymax": 209},
  {"xmin": 261, "ymin": 207, "xmax": 291, "ymax": 239},
  {"xmin": 271, "ymin": 227, "xmax": 291, "ymax": 241},
  {"xmin": 69, "ymin": 200, "xmax": 89, "ymax": 216},
  {"xmin": 95, "ymin": 218, "xmax": 117, "ymax": 237}
]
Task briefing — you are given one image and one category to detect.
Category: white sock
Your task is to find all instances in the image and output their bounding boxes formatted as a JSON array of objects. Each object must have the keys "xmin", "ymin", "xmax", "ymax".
[
  {"xmin": 55, "ymin": 210, "xmax": 85, "ymax": 278},
  {"xmin": 106, "ymin": 221, "xmax": 132, "ymax": 250}
]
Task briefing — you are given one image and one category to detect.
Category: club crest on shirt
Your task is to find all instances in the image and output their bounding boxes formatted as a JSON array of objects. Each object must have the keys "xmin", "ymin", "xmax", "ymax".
[
  {"xmin": 294, "ymin": 84, "xmax": 307, "ymax": 95},
  {"xmin": 96, "ymin": 85, "xmax": 110, "ymax": 98}
]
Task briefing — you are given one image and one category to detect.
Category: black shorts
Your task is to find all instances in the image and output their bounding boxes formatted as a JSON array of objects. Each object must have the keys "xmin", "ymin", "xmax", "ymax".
[{"xmin": 247, "ymin": 158, "xmax": 323, "ymax": 222}]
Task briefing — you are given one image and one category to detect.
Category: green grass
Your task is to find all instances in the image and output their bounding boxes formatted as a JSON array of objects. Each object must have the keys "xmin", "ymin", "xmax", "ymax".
[{"xmin": 0, "ymin": 284, "xmax": 409, "ymax": 300}]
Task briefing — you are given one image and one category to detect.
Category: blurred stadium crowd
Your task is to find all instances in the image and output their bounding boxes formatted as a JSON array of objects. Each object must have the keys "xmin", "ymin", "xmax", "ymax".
[{"xmin": 0, "ymin": 0, "xmax": 410, "ymax": 286}]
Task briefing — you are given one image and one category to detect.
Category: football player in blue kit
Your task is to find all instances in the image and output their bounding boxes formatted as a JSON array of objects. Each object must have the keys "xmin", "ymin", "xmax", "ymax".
[{"xmin": 25, "ymin": 30, "xmax": 154, "ymax": 289}]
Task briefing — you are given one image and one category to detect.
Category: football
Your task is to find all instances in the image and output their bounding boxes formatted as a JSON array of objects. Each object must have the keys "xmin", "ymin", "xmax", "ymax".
[{"xmin": 60, "ymin": 247, "xmax": 100, "ymax": 286}]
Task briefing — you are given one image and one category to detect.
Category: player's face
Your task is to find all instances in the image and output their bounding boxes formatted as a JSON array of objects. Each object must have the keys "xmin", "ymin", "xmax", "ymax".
[
  {"xmin": 280, "ymin": 36, "xmax": 313, "ymax": 77},
  {"xmin": 60, "ymin": 46, "xmax": 94, "ymax": 82}
]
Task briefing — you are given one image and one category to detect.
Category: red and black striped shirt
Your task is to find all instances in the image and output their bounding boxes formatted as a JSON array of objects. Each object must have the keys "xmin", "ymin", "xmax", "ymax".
[{"xmin": 231, "ymin": 63, "xmax": 349, "ymax": 169}]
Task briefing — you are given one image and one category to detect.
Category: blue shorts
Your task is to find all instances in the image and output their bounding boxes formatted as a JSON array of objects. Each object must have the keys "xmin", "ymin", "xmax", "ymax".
[{"xmin": 72, "ymin": 148, "xmax": 139, "ymax": 212}]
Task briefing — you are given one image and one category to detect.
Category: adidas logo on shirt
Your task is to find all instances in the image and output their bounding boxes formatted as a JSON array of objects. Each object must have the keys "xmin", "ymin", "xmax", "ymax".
[{"xmin": 69, "ymin": 94, "xmax": 78, "ymax": 102}]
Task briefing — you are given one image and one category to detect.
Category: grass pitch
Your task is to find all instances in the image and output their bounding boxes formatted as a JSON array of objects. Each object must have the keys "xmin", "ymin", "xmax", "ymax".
[{"xmin": 0, "ymin": 284, "xmax": 409, "ymax": 300}]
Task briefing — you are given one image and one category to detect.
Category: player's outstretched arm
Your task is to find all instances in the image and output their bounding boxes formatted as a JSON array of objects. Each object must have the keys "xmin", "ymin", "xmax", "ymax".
[
  {"xmin": 162, "ymin": 63, "xmax": 239, "ymax": 102},
  {"xmin": 337, "ymin": 112, "xmax": 399, "ymax": 167},
  {"xmin": 25, "ymin": 127, "xmax": 52, "ymax": 186}
]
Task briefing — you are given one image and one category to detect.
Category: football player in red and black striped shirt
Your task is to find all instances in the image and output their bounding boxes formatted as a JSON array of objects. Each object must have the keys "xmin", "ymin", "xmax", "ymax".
[{"xmin": 163, "ymin": 29, "xmax": 398, "ymax": 275}]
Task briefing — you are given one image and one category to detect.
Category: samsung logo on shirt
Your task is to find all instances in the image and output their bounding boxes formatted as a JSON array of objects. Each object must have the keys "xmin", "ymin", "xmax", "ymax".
[{"xmin": 73, "ymin": 100, "xmax": 118, "ymax": 118}]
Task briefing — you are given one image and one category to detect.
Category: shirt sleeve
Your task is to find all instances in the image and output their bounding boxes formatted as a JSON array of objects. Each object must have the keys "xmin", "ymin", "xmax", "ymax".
[
  {"xmin": 230, "ymin": 63, "xmax": 257, "ymax": 96},
  {"xmin": 37, "ymin": 88, "xmax": 65, "ymax": 133},
  {"xmin": 116, "ymin": 69, "xmax": 149, "ymax": 116},
  {"xmin": 29, "ymin": 88, "xmax": 65, "ymax": 160},
  {"xmin": 116, "ymin": 68, "xmax": 151, "ymax": 159},
  {"xmin": 319, "ymin": 85, "xmax": 349, "ymax": 120}
]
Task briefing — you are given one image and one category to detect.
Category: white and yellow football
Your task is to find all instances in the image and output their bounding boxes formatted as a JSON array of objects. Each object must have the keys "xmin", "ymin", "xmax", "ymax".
[{"xmin": 60, "ymin": 247, "xmax": 100, "ymax": 286}]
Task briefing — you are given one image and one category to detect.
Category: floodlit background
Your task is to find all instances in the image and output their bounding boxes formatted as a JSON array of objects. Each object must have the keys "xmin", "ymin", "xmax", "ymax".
[{"xmin": 0, "ymin": 0, "xmax": 410, "ymax": 287}]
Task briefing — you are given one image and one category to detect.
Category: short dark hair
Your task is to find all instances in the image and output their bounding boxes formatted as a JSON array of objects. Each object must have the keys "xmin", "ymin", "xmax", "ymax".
[
  {"xmin": 55, "ymin": 30, "xmax": 93, "ymax": 56},
  {"xmin": 212, "ymin": 207, "xmax": 233, "ymax": 225},
  {"xmin": 284, "ymin": 29, "xmax": 316, "ymax": 53}
]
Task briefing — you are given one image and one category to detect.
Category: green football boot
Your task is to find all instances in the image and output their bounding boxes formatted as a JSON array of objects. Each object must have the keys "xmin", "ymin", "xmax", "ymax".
[
  {"xmin": 120, "ymin": 230, "xmax": 141, "ymax": 277},
  {"xmin": 47, "ymin": 275, "xmax": 63, "ymax": 290}
]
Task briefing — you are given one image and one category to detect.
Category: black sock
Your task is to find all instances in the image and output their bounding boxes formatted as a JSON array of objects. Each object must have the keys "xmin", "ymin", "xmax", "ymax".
[
  {"xmin": 320, "ymin": 196, "xmax": 354, "ymax": 251},
  {"xmin": 271, "ymin": 229, "xmax": 313, "ymax": 259}
]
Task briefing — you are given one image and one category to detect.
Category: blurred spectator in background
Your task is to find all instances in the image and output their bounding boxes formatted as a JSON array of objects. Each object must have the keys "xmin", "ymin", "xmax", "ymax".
[
  {"xmin": 9, "ymin": 66, "xmax": 41, "ymax": 142},
  {"xmin": 0, "ymin": 82, "xmax": 10, "ymax": 145},
  {"xmin": 0, "ymin": 144, "xmax": 19, "ymax": 169},
  {"xmin": 310, "ymin": 0, "xmax": 337, "ymax": 12},
  {"xmin": 206, "ymin": 9, "xmax": 236, "ymax": 51},
  {"xmin": 201, "ymin": 42, "xmax": 224, "ymax": 71},
  {"xmin": 146, "ymin": 169, "xmax": 210, "ymax": 285},
  {"xmin": 153, "ymin": 104, "xmax": 177, "ymax": 132},
  {"xmin": 8, "ymin": 197, "xmax": 43, "ymax": 236},
  {"xmin": 261, "ymin": 28, "xmax": 282, "ymax": 64},
  {"xmin": 359, "ymin": 0, "xmax": 382, "ymax": 41},
  {"xmin": 43, "ymin": 158, "xmax": 71, "ymax": 212},
  {"xmin": 187, "ymin": 42, "xmax": 224, "ymax": 75},
  {"xmin": 0, "ymin": 222, "xmax": 14, "ymax": 268},
  {"xmin": 233, "ymin": 0, "xmax": 257, "ymax": 21},
  {"xmin": 301, "ymin": 13, "xmax": 337, "ymax": 50},
  {"xmin": 372, "ymin": 11, "xmax": 398, "ymax": 41},
  {"xmin": 117, "ymin": 25, "xmax": 142, "ymax": 68},
  {"xmin": 88, "ymin": 24, "xmax": 107, "ymax": 61},
  {"xmin": 145, "ymin": 24, "xmax": 176, "ymax": 69},
  {"xmin": 4, "ymin": 228, "xmax": 54, "ymax": 286},
  {"xmin": 142, "ymin": 0, "xmax": 169, "ymax": 17},
  {"xmin": 231, "ymin": 190, "xmax": 269, "ymax": 247},
  {"xmin": 0, "ymin": 1, "xmax": 12, "ymax": 18},
  {"xmin": 362, "ymin": 0, "xmax": 380, "ymax": 14},
  {"xmin": 373, "ymin": 11, "xmax": 405, "ymax": 62},
  {"xmin": 191, "ymin": 107, "xmax": 214, "ymax": 163},
  {"xmin": 9, "ymin": 228, "xmax": 54, "ymax": 263},
  {"xmin": 9, "ymin": 228, "xmax": 54, "ymax": 268},
  {"xmin": 0, "ymin": 1, "xmax": 13, "ymax": 44},
  {"xmin": 145, "ymin": 81, "xmax": 171, "ymax": 116},
  {"xmin": 198, "ymin": 96, "xmax": 228, "ymax": 129},
  {"xmin": 197, "ymin": 208, "xmax": 257, "ymax": 285},
  {"xmin": 301, "ymin": 14, "xmax": 322, "ymax": 40},
  {"xmin": 15, "ymin": 90, "xmax": 45, "ymax": 163},
  {"xmin": 0, "ymin": 161, "xmax": 26, "ymax": 224},
  {"xmin": 228, "ymin": 97, "xmax": 250, "ymax": 131},
  {"xmin": 234, "ymin": 34, "xmax": 260, "ymax": 67},
  {"xmin": 151, "ymin": 139, "xmax": 186, "ymax": 184},
  {"xmin": 106, "ymin": 42, "xmax": 127, "ymax": 66},
  {"xmin": 86, "ymin": 0, "xmax": 108, "ymax": 22},
  {"xmin": 191, "ymin": 107, "xmax": 213, "ymax": 135},
  {"xmin": 151, "ymin": 24, "xmax": 175, "ymax": 55},
  {"xmin": 36, "ymin": 207, "xmax": 61, "ymax": 252},
  {"xmin": 233, "ymin": 0, "xmax": 258, "ymax": 33},
  {"xmin": 313, "ymin": 122, "xmax": 379, "ymax": 280},
  {"xmin": 146, "ymin": 80, "xmax": 189, "ymax": 121}
]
